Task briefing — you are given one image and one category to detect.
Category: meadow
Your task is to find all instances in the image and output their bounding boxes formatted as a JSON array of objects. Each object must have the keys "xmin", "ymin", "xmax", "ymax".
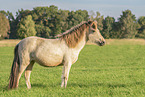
[{"xmin": 0, "ymin": 39, "xmax": 145, "ymax": 97}]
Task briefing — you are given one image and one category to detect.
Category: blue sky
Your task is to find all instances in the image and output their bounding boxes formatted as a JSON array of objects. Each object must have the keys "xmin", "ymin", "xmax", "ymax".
[{"xmin": 0, "ymin": 0, "xmax": 145, "ymax": 20}]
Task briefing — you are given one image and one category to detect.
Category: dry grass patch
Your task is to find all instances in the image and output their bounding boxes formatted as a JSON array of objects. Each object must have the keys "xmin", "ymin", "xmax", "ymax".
[
  {"xmin": 87, "ymin": 39, "xmax": 145, "ymax": 45},
  {"xmin": 0, "ymin": 39, "xmax": 20, "ymax": 47},
  {"xmin": 106, "ymin": 39, "xmax": 145, "ymax": 45},
  {"xmin": 0, "ymin": 39, "xmax": 144, "ymax": 47}
]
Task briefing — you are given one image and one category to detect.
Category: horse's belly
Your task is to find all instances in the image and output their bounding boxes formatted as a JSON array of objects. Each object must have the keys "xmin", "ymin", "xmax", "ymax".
[{"xmin": 35, "ymin": 54, "xmax": 63, "ymax": 67}]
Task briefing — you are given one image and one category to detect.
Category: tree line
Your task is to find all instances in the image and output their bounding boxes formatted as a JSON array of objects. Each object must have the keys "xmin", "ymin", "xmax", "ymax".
[{"xmin": 0, "ymin": 5, "xmax": 145, "ymax": 39}]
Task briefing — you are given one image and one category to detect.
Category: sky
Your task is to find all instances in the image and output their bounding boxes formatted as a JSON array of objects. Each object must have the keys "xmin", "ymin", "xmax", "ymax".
[{"xmin": 0, "ymin": 0, "xmax": 145, "ymax": 20}]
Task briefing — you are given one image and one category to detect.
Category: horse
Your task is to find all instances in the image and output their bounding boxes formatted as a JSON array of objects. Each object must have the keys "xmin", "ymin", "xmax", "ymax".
[{"xmin": 8, "ymin": 20, "xmax": 105, "ymax": 89}]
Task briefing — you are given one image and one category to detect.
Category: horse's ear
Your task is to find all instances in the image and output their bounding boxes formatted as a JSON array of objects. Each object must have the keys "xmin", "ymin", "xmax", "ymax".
[
  {"xmin": 91, "ymin": 23, "xmax": 96, "ymax": 29},
  {"xmin": 90, "ymin": 21, "xmax": 97, "ymax": 29}
]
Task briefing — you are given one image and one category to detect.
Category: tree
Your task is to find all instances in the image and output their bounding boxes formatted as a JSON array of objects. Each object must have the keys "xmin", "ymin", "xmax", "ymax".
[
  {"xmin": 67, "ymin": 10, "xmax": 89, "ymax": 30},
  {"xmin": 32, "ymin": 6, "xmax": 50, "ymax": 25},
  {"xmin": 3, "ymin": 4, "xmax": 144, "ymax": 39},
  {"xmin": 35, "ymin": 24, "xmax": 51, "ymax": 38},
  {"xmin": 0, "ymin": 12, "xmax": 10, "ymax": 39},
  {"xmin": 118, "ymin": 10, "xmax": 137, "ymax": 38},
  {"xmin": 17, "ymin": 15, "xmax": 36, "ymax": 39},
  {"xmin": 58, "ymin": 10, "xmax": 69, "ymax": 33},
  {"xmin": 0, "ymin": 10, "xmax": 14, "ymax": 21},
  {"xmin": 5, "ymin": 5, "xmax": 90, "ymax": 38},
  {"xmin": 7, "ymin": 9, "xmax": 28, "ymax": 39},
  {"xmin": 136, "ymin": 16, "xmax": 145, "ymax": 38},
  {"xmin": 32, "ymin": 6, "xmax": 69, "ymax": 37},
  {"xmin": 47, "ymin": 5, "xmax": 60, "ymax": 37},
  {"xmin": 103, "ymin": 16, "xmax": 115, "ymax": 38},
  {"xmin": 5, "ymin": 11, "xmax": 17, "ymax": 39}
]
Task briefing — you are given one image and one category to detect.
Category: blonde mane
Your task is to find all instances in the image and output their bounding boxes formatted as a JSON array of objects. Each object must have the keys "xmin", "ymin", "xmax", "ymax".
[{"xmin": 57, "ymin": 21, "xmax": 93, "ymax": 48}]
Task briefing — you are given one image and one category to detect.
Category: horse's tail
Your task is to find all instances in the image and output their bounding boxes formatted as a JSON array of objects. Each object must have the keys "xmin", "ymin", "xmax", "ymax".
[{"xmin": 8, "ymin": 44, "xmax": 20, "ymax": 89}]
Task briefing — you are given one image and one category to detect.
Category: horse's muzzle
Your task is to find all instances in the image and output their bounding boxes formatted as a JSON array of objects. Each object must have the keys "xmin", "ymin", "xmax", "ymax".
[{"xmin": 98, "ymin": 41, "xmax": 105, "ymax": 46}]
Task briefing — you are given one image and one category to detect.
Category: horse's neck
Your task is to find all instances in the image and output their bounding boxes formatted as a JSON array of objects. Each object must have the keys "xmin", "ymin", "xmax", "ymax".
[{"xmin": 73, "ymin": 31, "xmax": 86, "ymax": 51}]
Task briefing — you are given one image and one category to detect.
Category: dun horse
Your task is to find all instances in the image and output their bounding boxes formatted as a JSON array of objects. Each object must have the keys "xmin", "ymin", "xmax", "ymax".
[{"xmin": 8, "ymin": 20, "xmax": 105, "ymax": 89}]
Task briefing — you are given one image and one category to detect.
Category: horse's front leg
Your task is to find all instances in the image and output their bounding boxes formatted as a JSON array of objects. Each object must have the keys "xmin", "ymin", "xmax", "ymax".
[{"xmin": 61, "ymin": 61, "xmax": 72, "ymax": 88}]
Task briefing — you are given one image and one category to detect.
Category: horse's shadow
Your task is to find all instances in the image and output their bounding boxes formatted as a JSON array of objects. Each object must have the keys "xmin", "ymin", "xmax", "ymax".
[
  {"xmin": 31, "ymin": 83, "xmax": 47, "ymax": 88},
  {"xmin": 31, "ymin": 82, "xmax": 62, "ymax": 88}
]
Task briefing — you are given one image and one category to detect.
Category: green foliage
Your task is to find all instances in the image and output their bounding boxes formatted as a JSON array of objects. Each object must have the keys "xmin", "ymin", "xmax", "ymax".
[
  {"xmin": 57, "ymin": 10, "xmax": 69, "ymax": 33},
  {"xmin": 31, "ymin": 6, "xmax": 89, "ymax": 38},
  {"xmin": 136, "ymin": 16, "xmax": 145, "ymax": 38},
  {"xmin": 0, "ymin": 12, "xmax": 10, "ymax": 39},
  {"xmin": 0, "ymin": 41, "xmax": 145, "ymax": 96},
  {"xmin": 35, "ymin": 24, "xmax": 50, "ymax": 38},
  {"xmin": 17, "ymin": 15, "xmax": 36, "ymax": 39},
  {"xmin": 102, "ymin": 16, "xmax": 115, "ymax": 38},
  {"xmin": 0, "ymin": 10, "xmax": 15, "ymax": 22},
  {"xmin": 1, "ymin": 6, "xmax": 145, "ymax": 39},
  {"xmin": 118, "ymin": 10, "xmax": 138, "ymax": 38},
  {"xmin": 67, "ymin": 10, "xmax": 89, "ymax": 29}
]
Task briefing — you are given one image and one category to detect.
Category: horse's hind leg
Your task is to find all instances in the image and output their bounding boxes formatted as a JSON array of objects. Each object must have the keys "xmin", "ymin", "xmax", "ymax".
[
  {"xmin": 16, "ymin": 58, "xmax": 31, "ymax": 88},
  {"xmin": 25, "ymin": 61, "xmax": 35, "ymax": 89},
  {"xmin": 16, "ymin": 64, "xmax": 28, "ymax": 88}
]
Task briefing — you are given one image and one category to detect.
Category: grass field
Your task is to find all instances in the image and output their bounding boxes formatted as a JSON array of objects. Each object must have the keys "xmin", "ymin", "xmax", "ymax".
[{"xmin": 0, "ymin": 39, "xmax": 145, "ymax": 97}]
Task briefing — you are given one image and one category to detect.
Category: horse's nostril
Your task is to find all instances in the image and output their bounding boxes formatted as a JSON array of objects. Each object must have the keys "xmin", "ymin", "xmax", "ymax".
[
  {"xmin": 100, "ymin": 41, "xmax": 105, "ymax": 46},
  {"xmin": 102, "ymin": 41, "xmax": 105, "ymax": 44}
]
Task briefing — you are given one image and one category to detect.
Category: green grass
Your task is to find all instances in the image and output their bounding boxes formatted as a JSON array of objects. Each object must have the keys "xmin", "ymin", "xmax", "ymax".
[{"xmin": 0, "ymin": 42, "xmax": 145, "ymax": 97}]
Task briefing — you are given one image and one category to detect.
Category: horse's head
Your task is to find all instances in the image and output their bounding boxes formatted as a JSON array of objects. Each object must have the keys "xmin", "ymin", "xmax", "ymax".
[{"xmin": 87, "ymin": 21, "xmax": 105, "ymax": 46}]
